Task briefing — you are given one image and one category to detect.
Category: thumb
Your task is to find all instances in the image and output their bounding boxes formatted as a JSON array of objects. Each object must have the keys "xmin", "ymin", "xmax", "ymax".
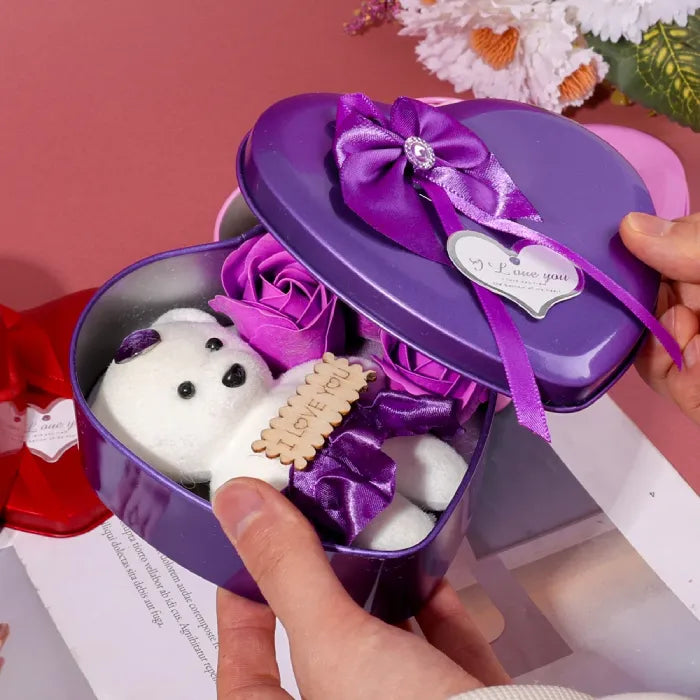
[
  {"xmin": 213, "ymin": 478, "xmax": 363, "ymax": 636},
  {"xmin": 620, "ymin": 213, "xmax": 700, "ymax": 283}
]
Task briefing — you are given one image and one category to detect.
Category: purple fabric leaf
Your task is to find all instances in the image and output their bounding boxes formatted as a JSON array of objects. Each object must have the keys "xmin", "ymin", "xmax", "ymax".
[{"xmin": 284, "ymin": 390, "xmax": 461, "ymax": 546}]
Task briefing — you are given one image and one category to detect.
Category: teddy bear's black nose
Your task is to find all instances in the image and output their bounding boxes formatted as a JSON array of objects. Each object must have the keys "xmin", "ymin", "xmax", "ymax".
[{"xmin": 222, "ymin": 363, "xmax": 246, "ymax": 388}]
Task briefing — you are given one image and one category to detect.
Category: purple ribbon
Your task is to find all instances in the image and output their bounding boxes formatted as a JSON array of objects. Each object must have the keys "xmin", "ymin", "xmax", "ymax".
[
  {"xmin": 333, "ymin": 93, "xmax": 682, "ymax": 441},
  {"xmin": 284, "ymin": 390, "xmax": 460, "ymax": 546}
]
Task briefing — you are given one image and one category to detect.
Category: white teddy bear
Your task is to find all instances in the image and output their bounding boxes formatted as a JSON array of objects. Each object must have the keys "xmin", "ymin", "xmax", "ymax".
[{"xmin": 90, "ymin": 308, "xmax": 469, "ymax": 551}]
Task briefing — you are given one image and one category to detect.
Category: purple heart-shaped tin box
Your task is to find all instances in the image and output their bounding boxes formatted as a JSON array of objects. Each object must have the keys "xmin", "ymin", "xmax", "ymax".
[{"xmin": 70, "ymin": 94, "xmax": 657, "ymax": 622}]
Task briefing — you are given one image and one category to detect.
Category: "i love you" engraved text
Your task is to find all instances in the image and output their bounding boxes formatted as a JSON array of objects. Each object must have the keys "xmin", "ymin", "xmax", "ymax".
[{"xmin": 251, "ymin": 353, "xmax": 376, "ymax": 470}]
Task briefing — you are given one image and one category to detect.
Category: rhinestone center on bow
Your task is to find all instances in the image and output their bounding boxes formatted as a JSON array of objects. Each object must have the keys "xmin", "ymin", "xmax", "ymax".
[{"xmin": 404, "ymin": 136, "xmax": 436, "ymax": 170}]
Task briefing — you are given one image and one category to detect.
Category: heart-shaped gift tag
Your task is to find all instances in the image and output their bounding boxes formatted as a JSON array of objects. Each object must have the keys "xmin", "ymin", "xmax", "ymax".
[
  {"xmin": 447, "ymin": 231, "xmax": 585, "ymax": 320},
  {"xmin": 25, "ymin": 398, "xmax": 78, "ymax": 463}
]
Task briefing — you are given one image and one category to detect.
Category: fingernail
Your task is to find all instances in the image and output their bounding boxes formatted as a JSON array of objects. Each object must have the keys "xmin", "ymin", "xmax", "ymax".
[
  {"xmin": 660, "ymin": 306, "xmax": 676, "ymax": 337},
  {"xmin": 627, "ymin": 213, "xmax": 673, "ymax": 237},
  {"xmin": 212, "ymin": 481, "xmax": 264, "ymax": 544},
  {"xmin": 683, "ymin": 336, "xmax": 700, "ymax": 369},
  {"xmin": 0, "ymin": 623, "xmax": 8, "ymax": 641}
]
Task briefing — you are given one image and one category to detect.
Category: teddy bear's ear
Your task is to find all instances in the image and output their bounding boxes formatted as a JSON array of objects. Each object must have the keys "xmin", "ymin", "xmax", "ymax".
[
  {"xmin": 152, "ymin": 308, "xmax": 217, "ymax": 326},
  {"xmin": 114, "ymin": 328, "xmax": 161, "ymax": 364}
]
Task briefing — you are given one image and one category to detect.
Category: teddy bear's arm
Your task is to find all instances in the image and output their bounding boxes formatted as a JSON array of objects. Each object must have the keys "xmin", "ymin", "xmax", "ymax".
[
  {"xmin": 207, "ymin": 386, "xmax": 294, "ymax": 498},
  {"xmin": 352, "ymin": 492, "xmax": 434, "ymax": 551},
  {"xmin": 209, "ymin": 451, "xmax": 290, "ymax": 497},
  {"xmin": 383, "ymin": 435, "xmax": 468, "ymax": 512}
]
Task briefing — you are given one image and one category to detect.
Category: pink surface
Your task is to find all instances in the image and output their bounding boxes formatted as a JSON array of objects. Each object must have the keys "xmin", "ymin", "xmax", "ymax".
[
  {"xmin": 1, "ymin": 1, "xmax": 698, "ymax": 490},
  {"xmin": 213, "ymin": 189, "xmax": 241, "ymax": 241},
  {"xmin": 584, "ymin": 125, "xmax": 690, "ymax": 220}
]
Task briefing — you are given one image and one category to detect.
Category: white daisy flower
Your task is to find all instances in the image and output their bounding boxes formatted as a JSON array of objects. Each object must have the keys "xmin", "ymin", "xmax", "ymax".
[
  {"xmin": 399, "ymin": 0, "xmax": 554, "ymax": 32},
  {"xmin": 564, "ymin": 0, "xmax": 700, "ymax": 44},
  {"xmin": 400, "ymin": 0, "xmax": 607, "ymax": 113}
]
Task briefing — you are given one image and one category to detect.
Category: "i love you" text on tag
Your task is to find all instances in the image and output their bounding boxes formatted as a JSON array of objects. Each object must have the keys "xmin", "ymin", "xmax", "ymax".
[{"xmin": 447, "ymin": 230, "xmax": 584, "ymax": 319}]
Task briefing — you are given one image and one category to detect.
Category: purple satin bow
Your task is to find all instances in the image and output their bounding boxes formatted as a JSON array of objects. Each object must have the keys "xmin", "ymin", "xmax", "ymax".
[
  {"xmin": 284, "ymin": 390, "xmax": 460, "ymax": 546},
  {"xmin": 333, "ymin": 93, "xmax": 682, "ymax": 441},
  {"xmin": 335, "ymin": 93, "xmax": 540, "ymax": 264}
]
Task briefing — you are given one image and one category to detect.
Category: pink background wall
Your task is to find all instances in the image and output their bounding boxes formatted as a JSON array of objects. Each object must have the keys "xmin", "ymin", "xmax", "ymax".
[{"xmin": 1, "ymin": 1, "xmax": 698, "ymax": 491}]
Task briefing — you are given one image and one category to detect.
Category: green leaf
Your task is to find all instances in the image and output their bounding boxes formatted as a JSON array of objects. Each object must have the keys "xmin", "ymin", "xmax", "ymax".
[{"xmin": 587, "ymin": 12, "xmax": 700, "ymax": 131}]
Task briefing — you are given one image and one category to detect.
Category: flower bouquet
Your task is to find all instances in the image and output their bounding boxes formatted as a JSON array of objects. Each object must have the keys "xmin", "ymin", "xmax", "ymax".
[{"xmin": 345, "ymin": 0, "xmax": 700, "ymax": 130}]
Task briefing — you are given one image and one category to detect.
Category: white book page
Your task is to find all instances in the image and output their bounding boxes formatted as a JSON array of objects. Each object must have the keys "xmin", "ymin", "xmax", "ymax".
[
  {"xmin": 548, "ymin": 395, "xmax": 700, "ymax": 620},
  {"xmin": 11, "ymin": 519, "xmax": 300, "ymax": 700}
]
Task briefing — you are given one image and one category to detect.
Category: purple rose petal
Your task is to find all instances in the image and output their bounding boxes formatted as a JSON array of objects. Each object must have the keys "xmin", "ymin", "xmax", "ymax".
[
  {"xmin": 210, "ymin": 233, "xmax": 345, "ymax": 372},
  {"xmin": 376, "ymin": 330, "xmax": 487, "ymax": 424},
  {"xmin": 356, "ymin": 314, "xmax": 381, "ymax": 341}
]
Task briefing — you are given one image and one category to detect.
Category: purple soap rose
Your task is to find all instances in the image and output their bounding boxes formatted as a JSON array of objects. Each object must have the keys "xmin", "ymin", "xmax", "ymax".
[
  {"xmin": 209, "ymin": 234, "xmax": 345, "ymax": 373},
  {"xmin": 377, "ymin": 331, "xmax": 489, "ymax": 424}
]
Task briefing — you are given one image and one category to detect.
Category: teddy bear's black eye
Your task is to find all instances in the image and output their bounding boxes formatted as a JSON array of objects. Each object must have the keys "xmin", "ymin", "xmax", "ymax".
[
  {"xmin": 205, "ymin": 337, "xmax": 223, "ymax": 351},
  {"xmin": 177, "ymin": 381, "xmax": 196, "ymax": 399}
]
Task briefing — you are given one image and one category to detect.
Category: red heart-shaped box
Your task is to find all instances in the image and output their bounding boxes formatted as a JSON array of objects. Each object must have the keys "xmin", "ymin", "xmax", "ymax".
[{"xmin": 0, "ymin": 290, "xmax": 111, "ymax": 536}]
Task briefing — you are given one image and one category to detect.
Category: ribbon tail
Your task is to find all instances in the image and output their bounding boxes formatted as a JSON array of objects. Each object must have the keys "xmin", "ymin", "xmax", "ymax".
[
  {"xmin": 472, "ymin": 285, "xmax": 550, "ymax": 441},
  {"xmin": 422, "ymin": 181, "xmax": 551, "ymax": 442}
]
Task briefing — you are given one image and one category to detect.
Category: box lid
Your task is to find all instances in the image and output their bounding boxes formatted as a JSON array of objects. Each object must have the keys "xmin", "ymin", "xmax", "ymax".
[{"xmin": 236, "ymin": 93, "xmax": 659, "ymax": 412}]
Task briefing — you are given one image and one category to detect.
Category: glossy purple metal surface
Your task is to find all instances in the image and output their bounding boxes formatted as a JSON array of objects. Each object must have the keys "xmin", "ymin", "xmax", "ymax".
[
  {"xmin": 70, "ymin": 232, "xmax": 495, "ymax": 622},
  {"xmin": 237, "ymin": 94, "xmax": 658, "ymax": 410}
]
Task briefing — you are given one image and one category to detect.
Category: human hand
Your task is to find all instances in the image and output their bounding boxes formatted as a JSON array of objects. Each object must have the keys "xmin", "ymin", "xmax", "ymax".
[
  {"xmin": 621, "ymin": 213, "xmax": 700, "ymax": 424},
  {"xmin": 0, "ymin": 623, "xmax": 9, "ymax": 673},
  {"xmin": 213, "ymin": 478, "xmax": 510, "ymax": 700}
]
